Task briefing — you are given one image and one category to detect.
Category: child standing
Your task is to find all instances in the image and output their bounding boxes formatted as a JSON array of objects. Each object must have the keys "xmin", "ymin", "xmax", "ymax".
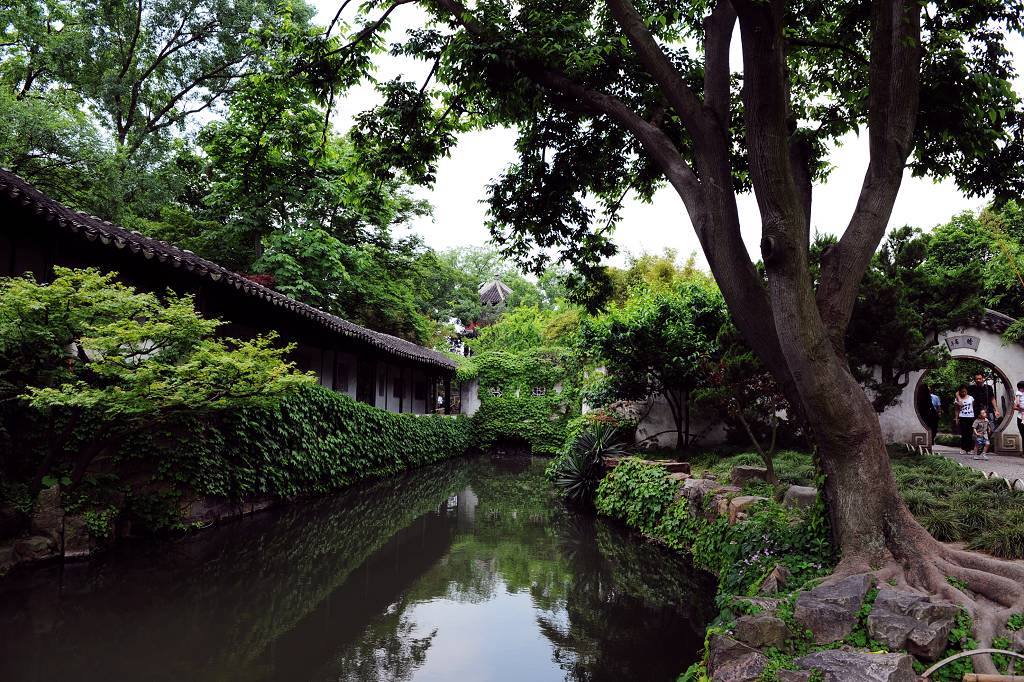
[{"xmin": 972, "ymin": 409, "xmax": 993, "ymax": 461}]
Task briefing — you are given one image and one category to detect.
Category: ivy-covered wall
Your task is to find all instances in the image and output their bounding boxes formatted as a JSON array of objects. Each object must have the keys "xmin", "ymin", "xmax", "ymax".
[
  {"xmin": 3, "ymin": 383, "xmax": 472, "ymax": 536},
  {"xmin": 119, "ymin": 384, "xmax": 471, "ymax": 527},
  {"xmin": 457, "ymin": 348, "xmax": 581, "ymax": 455}
]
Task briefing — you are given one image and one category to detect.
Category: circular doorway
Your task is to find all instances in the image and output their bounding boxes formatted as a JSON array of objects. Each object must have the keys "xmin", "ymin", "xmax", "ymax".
[{"xmin": 914, "ymin": 357, "xmax": 1015, "ymax": 452}]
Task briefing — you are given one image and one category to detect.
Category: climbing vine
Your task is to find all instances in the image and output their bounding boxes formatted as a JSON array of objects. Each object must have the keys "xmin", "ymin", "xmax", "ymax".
[
  {"xmin": 461, "ymin": 348, "xmax": 582, "ymax": 455},
  {"xmin": 12, "ymin": 383, "xmax": 472, "ymax": 533}
]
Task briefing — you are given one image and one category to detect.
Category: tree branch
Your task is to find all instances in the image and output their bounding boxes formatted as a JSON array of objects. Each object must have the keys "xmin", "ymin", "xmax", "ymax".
[
  {"xmin": 604, "ymin": 0, "xmax": 706, "ymax": 134},
  {"xmin": 732, "ymin": 0, "xmax": 806, "ymax": 248},
  {"xmin": 816, "ymin": 0, "xmax": 922, "ymax": 349},
  {"xmin": 703, "ymin": 0, "xmax": 737, "ymax": 129},
  {"xmin": 325, "ymin": 0, "xmax": 358, "ymax": 37},
  {"xmin": 787, "ymin": 36, "xmax": 869, "ymax": 65},
  {"xmin": 324, "ymin": 0, "xmax": 414, "ymax": 58},
  {"xmin": 115, "ymin": 0, "xmax": 145, "ymax": 82},
  {"xmin": 432, "ymin": 0, "xmax": 704, "ymax": 210}
]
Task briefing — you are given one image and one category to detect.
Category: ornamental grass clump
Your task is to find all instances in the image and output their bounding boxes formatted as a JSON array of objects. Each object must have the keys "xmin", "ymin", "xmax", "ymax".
[
  {"xmin": 891, "ymin": 452, "xmax": 1024, "ymax": 559},
  {"xmin": 550, "ymin": 423, "xmax": 628, "ymax": 506}
]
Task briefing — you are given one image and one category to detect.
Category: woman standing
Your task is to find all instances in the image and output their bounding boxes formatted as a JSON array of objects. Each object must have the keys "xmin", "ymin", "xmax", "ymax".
[
  {"xmin": 954, "ymin": 385, "xmax": 976, "ymax": 455},
  {"xmin": 918, "ymin": 382, "xmax": 939, "ymax": 444}
]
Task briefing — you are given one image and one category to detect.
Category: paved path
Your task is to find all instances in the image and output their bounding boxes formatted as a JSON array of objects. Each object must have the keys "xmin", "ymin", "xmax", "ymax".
[{"xmin": 932, "ymin": 444, "xmax": 1024, "ymax": 482}]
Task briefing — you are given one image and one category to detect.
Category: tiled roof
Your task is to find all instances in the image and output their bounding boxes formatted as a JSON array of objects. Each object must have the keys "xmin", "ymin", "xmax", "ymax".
[
  {"xmin": 979, "ymin": 309, "xmax": 1016, "ymax": 335},
  {"xmin": 478, "ymin": 277, "xmax": 512, "ymax": 306},
  {"xmin": 0, "ymin": 169, "xmax": 456, "ymax": 370}
]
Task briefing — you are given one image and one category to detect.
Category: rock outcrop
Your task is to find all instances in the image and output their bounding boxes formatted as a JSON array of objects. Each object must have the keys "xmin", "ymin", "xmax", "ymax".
[
  {"xmin": 728, "ymin": 495, "xmax": 769, "ymax": 523},
  {"xmin": 795, "ymin": 650, "xmax": 916, "ymax": 682},
  {"xmin": 782, "ymin": 485, "xmax": 817, "ymax": 509},
  {"xmin": 733, "ymin": 613, "xmax": 791, "ymax": 649},
  {"xmin": 708, "ymin": 635, "xmax": 769, "ymax": 682},
  {"xmin": 866, "ymin": 588, "xmax": 959, "ymax": 661},
  {"xmin": 758, "ymin": 564, "xmax": 792, "ymax": 595},
  {"xmin": 730, "ymin": 466, "xmax": 770, "ymax": 486},
  {"xmin": 794, "ymin": 573, "xmax": 872, "ymax": 644},
  {"xmin": 30, "ymin": 486, "xmax": 63, "ymax": 547}
]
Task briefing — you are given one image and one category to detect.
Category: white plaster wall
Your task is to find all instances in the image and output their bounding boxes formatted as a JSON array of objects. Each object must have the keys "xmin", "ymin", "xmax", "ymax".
[
  {"xmin": 877, "ymin": 325, "xmax": 1024, "ymax": 453},
  {"xmin": 632, "ymin": 395, "xmax": 728, "ymax": 449},
  {"xmin": 460, "ymin": 378, "xmax": 481, "ymax": 417},
  {"xmin": 318, "ymin": 349, "xmax": 334, "ymax": 391},
  {"xmin": 336, "ymin": 352, "xmax": 356, "ymax": 399},
  {"xmin": 374, "ymin": 363, "xmax": 388, "ymax": 411}
]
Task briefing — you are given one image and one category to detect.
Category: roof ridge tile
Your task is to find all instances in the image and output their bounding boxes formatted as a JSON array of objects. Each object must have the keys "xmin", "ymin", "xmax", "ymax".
[{"xmin": 0, "ymin": 169, "xmax": 455, "ymax": 370}]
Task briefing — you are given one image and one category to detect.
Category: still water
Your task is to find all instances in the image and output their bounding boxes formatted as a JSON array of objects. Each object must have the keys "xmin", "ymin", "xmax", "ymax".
[{"xmin": 0, "ymin": 456, "xmax": 714, "ymax": 682}]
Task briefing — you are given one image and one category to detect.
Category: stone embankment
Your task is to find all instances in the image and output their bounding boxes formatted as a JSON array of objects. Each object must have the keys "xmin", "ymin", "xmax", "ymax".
[
  {"xmin": 711, "ymin": 574, "xmax": 959, "ymax": 681},
  {"xmin": 0, "ymin": 485, "xmax": 277, "ymax": 575},
  {"xmin": 603, "ymin": 458, "xmax": 975, "ymax": 682}
]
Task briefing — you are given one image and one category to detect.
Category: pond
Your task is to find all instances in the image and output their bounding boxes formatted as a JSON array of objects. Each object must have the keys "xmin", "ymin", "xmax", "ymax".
[{"xmin": 0, "ymin": 456, "xmax": 715, "ymax": 682}]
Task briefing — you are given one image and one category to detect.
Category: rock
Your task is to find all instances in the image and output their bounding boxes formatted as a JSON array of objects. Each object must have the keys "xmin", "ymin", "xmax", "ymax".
[
  {"xmin": 731, "ymin": 466, "xmax": 769, "ymax": 486},
  {"xmin": 866, "ymin": 588, "xmax": 959, "ymax": 661},
  {"xmin": 14, "ymin": 535, "xmax": 54, "ymax": 562},
  {"xmin": 732, "ymin": 596, "xmax": 782, "ymax": 615},
  {"xmin": 795, "ymin": 650, "xmax": 916, "ymax": 682},
  {"xmin": 729, "ymin": 495, "xmax": 769, "ymax": 524},
  {"xmin": 794, "ymin": 573, "xmax": 872, "ymax": 644},
  {"xmin": 783, "ymin": 485, "xmax": 818, "ymax": 509},
  {"xmin": 707, "ymin": 635, "xmax": 769, "ymax": 682},
  {"xmin": 776, "ymin": 671, "xmax": 812, "ymax": 682},
  {"xmin": 61, "ymin": 515, "xmax": 94, "ymax": 559},
  {"xmin": 182, "ymin": 496, "xmax": 241, "ymax": 525},
  {"xmin": 30, "ymin": 485, "xmax": 64, "ymax": 546},
  {"xmin": 0, "ymin": 505, "xmax": 24, "ymax": 538},
  {"xmin": 668, "ymin": 472, "xmax": 692, "ymax": 484},
  {"xmin": 759, "ymin": 564, "xmax": 793, "ymax": 595},
  {"xmin": 658, "ymin": 460, "xmax": 691, "ymax": 474},
  {"xmin": 0, "ymin": 543, "xmax": 16, "ymax": 573},
  {"xmin": 734, "ymin": 613, "xmax": 791, "ymax": 649},
  {"xmin": 680, "ymin": 478, "xmax": 723, "ymax": 508},
  {"xmin": 715, "ymin": 494, "xmax": 733, "ymax": 518}
]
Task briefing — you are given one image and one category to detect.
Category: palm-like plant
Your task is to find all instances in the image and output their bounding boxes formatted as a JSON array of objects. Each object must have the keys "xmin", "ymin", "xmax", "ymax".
[{"xmin": 553, "ymin": 423, "xmax": 628, "ymax": 506}]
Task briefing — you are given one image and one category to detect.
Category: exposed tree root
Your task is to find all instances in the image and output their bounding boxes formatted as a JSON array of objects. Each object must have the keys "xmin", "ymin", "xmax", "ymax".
[{"xmin": 830, "ymin": 522, "xmax": 1024, "ymax": 676}]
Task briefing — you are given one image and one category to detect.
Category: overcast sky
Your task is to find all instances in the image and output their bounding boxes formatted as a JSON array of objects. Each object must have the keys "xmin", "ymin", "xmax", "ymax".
[{"xmin": 311, "ymin": 1, "xmax": 1023, "ymax": 267}]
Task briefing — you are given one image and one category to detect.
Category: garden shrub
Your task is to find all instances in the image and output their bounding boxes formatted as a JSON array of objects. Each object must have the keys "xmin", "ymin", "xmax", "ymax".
[
  {"xmin": 145, "ymin": 383, "xmax": 472, "ymax": 500},
  {"xmin": 595, "ymin": 458, "xmax": 679, "ymax": 534},
  {"xmin": 595, "ymin": 456, "xmax": 834, "ymax": 601},
  {"xmin": 460, "ymin": 348, "xmax": 580, "ymax": 455},
  {"xmin": 548, "ymin": 423, "xmax": 627, "ymax": 506},
  {"xmin": 12, "ymin": 383, "xmax": 472, "ymax": 533}
]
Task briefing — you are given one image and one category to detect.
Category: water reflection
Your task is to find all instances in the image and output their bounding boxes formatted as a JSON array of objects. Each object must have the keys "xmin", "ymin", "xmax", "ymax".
[{"xmin": 0, "ymin": 456, "xmax": 713, "ymax": 682}]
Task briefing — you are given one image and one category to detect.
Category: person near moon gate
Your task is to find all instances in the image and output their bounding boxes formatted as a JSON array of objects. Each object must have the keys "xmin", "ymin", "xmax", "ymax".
[
  {"xmin": 916, "ymin": 382, "xmax": 939, "ymax": 443},
  {"xmin": 1016, "ymin": 380, "xmax": 1024, "ymax": 443},
  {"xmin": 967, "ymin": 372, "xmax": 1000, "ymax": 422},
  {"xmin": 954, "ymin": 385, "xmax": 976, "ymax": 455}
]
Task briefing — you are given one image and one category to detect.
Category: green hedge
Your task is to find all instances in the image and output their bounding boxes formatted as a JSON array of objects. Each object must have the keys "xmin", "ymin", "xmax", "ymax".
[
  {"xmin": 461, "ymin": 348, "xmax": 579, "ymax": 455},
  {"xmin": 594, "ymin": 457, "xmax": 833, "ymax": 602},
  {"xmin": 144, "ymin": 383, "xmax": 472, "ymax": 502},
  {"xmin": 470, "ymin": 396, "xmax": 569, "ymax": 455},
  {"xmin": 4, "ymin": 383, "xmax": 472, "ymax": 534}
]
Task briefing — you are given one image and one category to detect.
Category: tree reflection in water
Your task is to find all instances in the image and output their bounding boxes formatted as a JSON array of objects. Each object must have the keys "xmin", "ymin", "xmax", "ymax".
[
  {"xmin": 322, "ymin": 457, "xmax": 713, "ymax": 682},
  {"xmin": 0, "ymin": 456, "xmax": 713, "ymax": 682}
]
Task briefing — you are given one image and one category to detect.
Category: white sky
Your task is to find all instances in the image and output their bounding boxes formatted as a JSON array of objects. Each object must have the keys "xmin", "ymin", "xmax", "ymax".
[{"xmin": 311, "ymin": 1, "xmax": 1023, "ymax": 268}]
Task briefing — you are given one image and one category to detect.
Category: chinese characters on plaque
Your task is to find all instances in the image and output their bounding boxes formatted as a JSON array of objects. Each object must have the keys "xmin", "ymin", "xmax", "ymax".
[{"xmin": 945, "ymin": 335, "xmax": 981, "ymax": 352}]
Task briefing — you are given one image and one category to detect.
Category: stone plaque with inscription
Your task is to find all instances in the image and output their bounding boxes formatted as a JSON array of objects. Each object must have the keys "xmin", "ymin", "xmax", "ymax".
[{"xmin": 945, "ymin": 334, "xmax": 981, "ymax": 352}]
